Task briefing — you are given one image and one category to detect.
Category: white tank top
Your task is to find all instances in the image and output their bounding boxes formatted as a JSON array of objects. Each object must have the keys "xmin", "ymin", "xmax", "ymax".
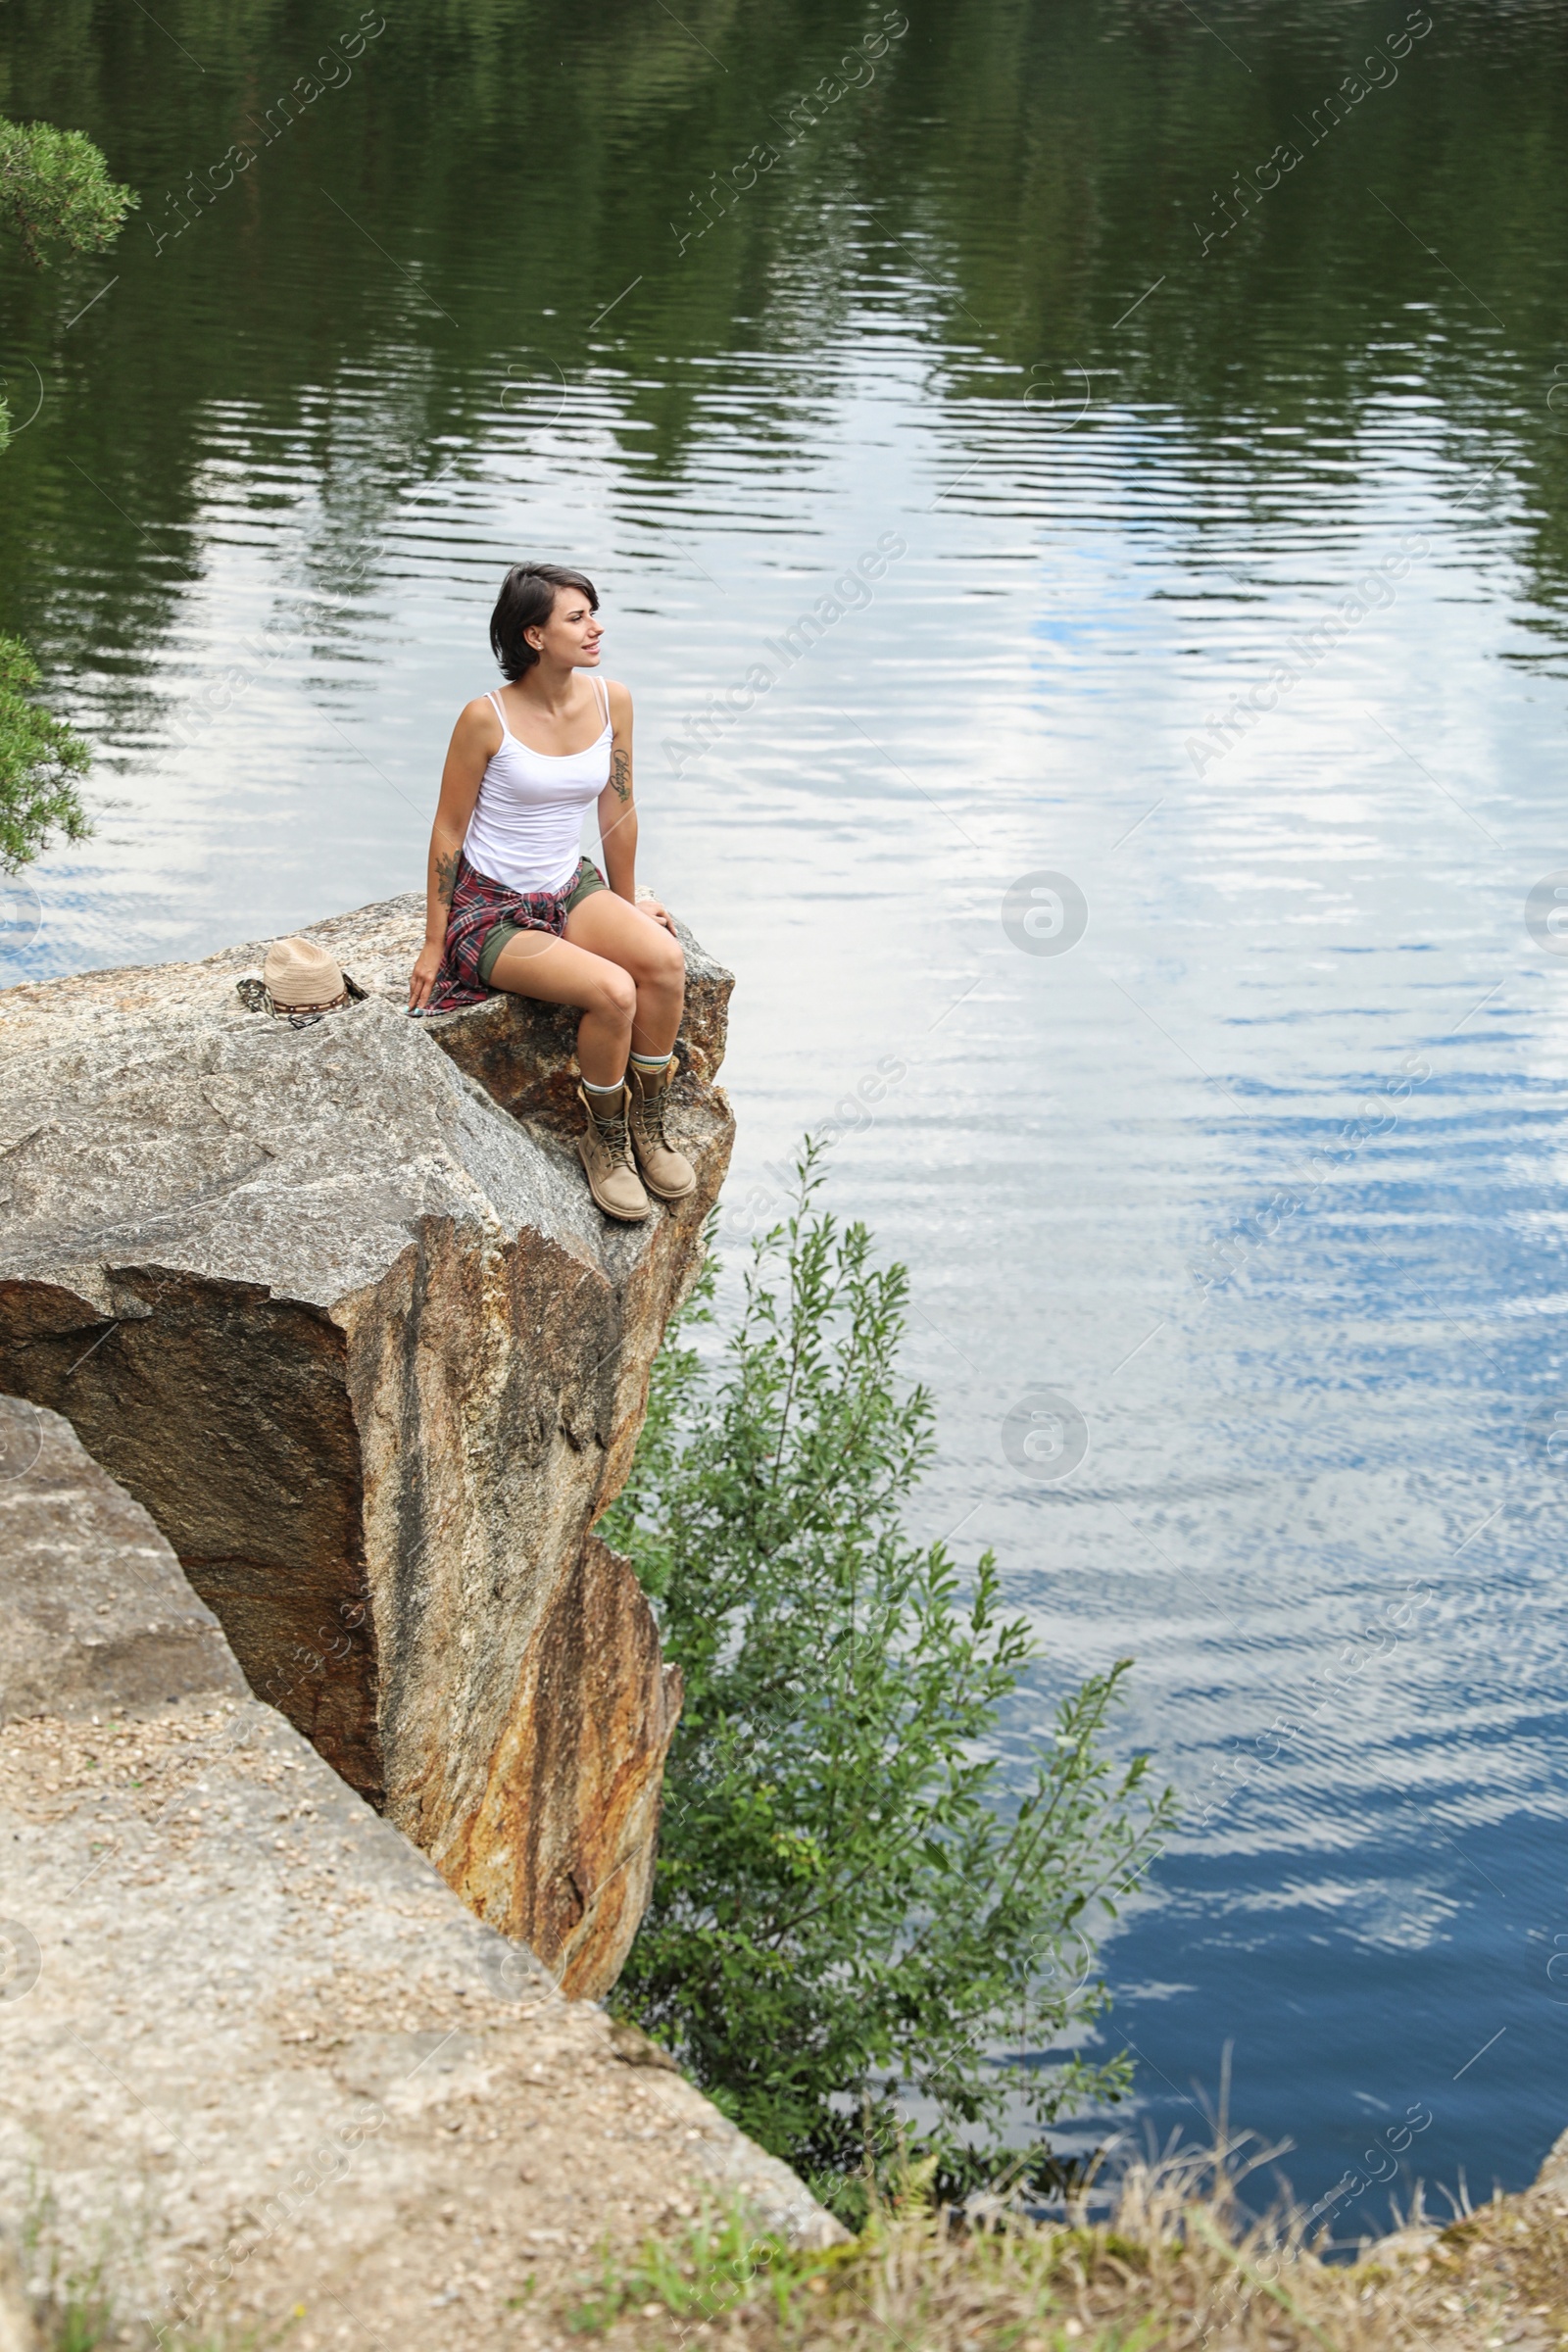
[{"xmin": 463, "ymin": 675, "xmax": 612, "ymax": 896}]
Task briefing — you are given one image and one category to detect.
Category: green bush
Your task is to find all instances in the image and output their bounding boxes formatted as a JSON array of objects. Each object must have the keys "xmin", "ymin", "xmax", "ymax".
[
  {"xmin": 0, "ymin": 113, "xmax": 135, "ymax": 453},
  {"xmin": 601, "ymin": 1151, "xmax": 1173, "ymax": 2217},
  {"xmin": 0, "ymin": 113, "xmax": 128, "ymax": 840},
  {"xmin": 0, "ymin": 635, "xmax": 91, "ymax": 873},
  {"xmin": 0, "ymin": 116, "xmax": 135, "ymax": 270}
]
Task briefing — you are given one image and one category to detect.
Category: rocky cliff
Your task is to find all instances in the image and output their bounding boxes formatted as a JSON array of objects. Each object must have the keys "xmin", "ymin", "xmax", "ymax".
[
  {"xmin": 0, "ymin": 1402, "xmax": 834, "ymax": 2350},
  {"xmin": 0, "ymin": 895, "xmax": 733, "ymax": 1997}
]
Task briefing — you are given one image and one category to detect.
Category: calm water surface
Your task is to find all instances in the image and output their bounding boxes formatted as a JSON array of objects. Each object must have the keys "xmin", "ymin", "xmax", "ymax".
[{"xmin": 5, "ymin": 0, "xmax": 1568, "ymax": 2228}]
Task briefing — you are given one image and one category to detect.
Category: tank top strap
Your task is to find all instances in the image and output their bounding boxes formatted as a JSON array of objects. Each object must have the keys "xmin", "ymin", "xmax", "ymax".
[
  {"xmin": 592, "ymin": 673, "xmax": 611, "ymax": 732},
  {"xmin": 485, "ymin": 688, "xmax": 508, "ymax": 735}
]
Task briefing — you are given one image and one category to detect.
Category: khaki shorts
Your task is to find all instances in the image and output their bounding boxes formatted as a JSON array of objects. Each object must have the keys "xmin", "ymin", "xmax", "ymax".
[{"xmin": 475, "ymin": 858, "xmax": 608, "ymax": 987}]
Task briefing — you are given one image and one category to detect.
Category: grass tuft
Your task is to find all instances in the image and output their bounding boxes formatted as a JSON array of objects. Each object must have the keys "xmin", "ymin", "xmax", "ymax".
[{"xmin": 564, "ymin": 2134, "xmax": 1568, "ymax": 2352}]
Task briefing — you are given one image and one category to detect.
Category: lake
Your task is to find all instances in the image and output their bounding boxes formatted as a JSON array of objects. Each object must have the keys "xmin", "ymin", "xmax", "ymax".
[{"xmin": 3, "ymin": 0, "xmax": 1567, "ymax": 2233}]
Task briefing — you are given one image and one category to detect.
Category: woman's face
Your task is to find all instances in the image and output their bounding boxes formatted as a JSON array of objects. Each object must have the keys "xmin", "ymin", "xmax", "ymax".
[{"xmin": 528, "ymin": 586, "xmax": 603, "ymax": 667}]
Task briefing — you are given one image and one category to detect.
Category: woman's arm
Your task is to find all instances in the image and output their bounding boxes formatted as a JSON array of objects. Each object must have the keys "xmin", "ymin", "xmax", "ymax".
[
  {"xmin": 597, "ymin": 680, "xmax": 638, "ymax": 903},
  {"xmin": 597, "ymin": 682, "xmax": 674, "ymax": 934},
  {"xmin": 409, "ymin": 701, "xmax": 497, "ymax": 1009}
]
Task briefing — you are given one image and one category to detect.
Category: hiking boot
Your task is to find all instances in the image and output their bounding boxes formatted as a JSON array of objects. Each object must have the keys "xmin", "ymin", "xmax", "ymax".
[
  {"xmin": 627, "ymin": 1058, "xmax": 697, "ymax": 1200},
  {"xmin": 575, "ymin": 1083, "xmax": 652, "ymax": 1222}
]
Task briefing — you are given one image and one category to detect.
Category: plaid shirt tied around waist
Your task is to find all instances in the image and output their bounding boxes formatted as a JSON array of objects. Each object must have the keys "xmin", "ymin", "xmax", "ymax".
[{"xmin": 416, "ymin": 851, "xmax": 581, "ymax": 1015}]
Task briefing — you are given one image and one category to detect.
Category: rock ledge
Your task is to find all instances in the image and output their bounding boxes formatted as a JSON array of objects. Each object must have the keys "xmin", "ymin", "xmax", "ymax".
[
  {"xmin": 0, "ymin": 895, "xmax": 734, "ymax": 1996},
  {"xmin": 0, "ymin": 1403, "xmax": 838, "ymax": 2351}
]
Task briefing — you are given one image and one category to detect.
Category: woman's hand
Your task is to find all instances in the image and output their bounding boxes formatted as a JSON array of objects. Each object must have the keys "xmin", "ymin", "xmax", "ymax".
[
  {"xmin": 409, "ymin": 940, "xmax": 443, "ymax": 1011},
  {"xmin": 634, "ymin": 894, "xmax": 677, "ymax": 935}
]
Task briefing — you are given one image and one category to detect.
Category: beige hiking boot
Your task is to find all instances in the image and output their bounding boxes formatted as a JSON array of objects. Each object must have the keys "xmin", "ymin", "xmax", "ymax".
[
  {"xmin": 627, "ymin": 1058, "xmax": 697, "ymax": 1200},
  {"xmin": 575, "ymin": 1083, "xmax": 652, "ymax": 1222}
]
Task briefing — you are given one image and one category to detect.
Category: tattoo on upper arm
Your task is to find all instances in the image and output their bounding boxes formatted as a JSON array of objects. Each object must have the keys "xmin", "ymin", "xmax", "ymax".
[
  {"xmin": 610, "ymin": 748, "xmax": 632, "ymax": 805},
  {"xmin": 435, "ymin": 850, "xmax": 460, "ymax": 906}
]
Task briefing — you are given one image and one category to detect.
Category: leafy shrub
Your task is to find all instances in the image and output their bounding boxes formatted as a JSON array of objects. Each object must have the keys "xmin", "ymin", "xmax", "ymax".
[
  {"xmin": 0, "ymin": 634, "xmax": 91, "ymax": 872},
  {"xmin": 602, "ymin": 1151, "xmax": 1173, "ymax": 2215},
  {"xmin": 0, "ymin": 113, "xmax": 135, "ymax": 453},
  {"xmin": 0, "ymin": 112, "xmax": 129, "ymax": 840},
  {"xmin": 0, "ymin": 116, "xmax": 135, "ymax": 270}
]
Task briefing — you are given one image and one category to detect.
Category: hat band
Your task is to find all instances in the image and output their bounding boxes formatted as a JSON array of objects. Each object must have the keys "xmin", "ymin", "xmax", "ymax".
[{"xmin": 269, "ymin": 988, "xmax": 349, "ymax": 1016}]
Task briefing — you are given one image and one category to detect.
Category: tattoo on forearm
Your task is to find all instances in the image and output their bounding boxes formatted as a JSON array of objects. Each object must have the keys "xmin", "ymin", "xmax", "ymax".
[
  {"xmin": 435, "ymin": 849, "xmax": 460, "ymax": 906},
  {"xmin": 610, "ymin": 748, "xmax": 632, "ymax": 805}
]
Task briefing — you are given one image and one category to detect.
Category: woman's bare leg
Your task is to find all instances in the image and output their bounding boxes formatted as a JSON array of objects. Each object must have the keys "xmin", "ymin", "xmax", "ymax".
[
  {"xmin": 564, "ymin": 892, "xmax": 685, "ymax": 1059},
  {"xmin": 563, "ymin": 893, "xmax": 694, "ymax": 1200},
  {"xmin": 486, "ymin": 930, "xmax": 635, "ymax": 1086}
]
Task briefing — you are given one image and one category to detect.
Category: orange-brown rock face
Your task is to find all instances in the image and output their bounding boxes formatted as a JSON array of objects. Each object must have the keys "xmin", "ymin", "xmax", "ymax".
[
  {"xmin": 0, "ymin": 895, "xmax": 732, "ymax": 1997},
  {"xmin": 455, "ymin": 1536, "xmax": 683, "ymax": 1995}
]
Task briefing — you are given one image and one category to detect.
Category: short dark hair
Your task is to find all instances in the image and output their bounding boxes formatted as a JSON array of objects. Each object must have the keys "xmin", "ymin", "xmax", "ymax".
[{"xmin": 489, "ymin": 563, "xmax": 599, "ymax": 681}]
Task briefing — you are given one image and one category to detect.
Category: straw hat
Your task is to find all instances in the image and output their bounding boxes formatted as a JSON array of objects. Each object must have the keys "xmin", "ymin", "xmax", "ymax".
[{"xmin": 262, "ymin": 935, "xmax": 349, "ymax": 1015}]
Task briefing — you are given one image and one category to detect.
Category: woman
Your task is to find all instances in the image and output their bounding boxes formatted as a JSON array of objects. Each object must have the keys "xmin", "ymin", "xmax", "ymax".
[{"xmin": 409, "ymin": 563, "xmax": 694, "ymax": 1224}]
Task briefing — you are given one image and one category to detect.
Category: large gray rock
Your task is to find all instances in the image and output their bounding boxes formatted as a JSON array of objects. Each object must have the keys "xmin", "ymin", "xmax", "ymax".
[
  {"xmin": 0, "ymin": 896, "xmax": 733, "ymax": 1997},
  {"xmin": 0, "ymin": 1394, "xmax": 244, "ymax": 1723},
  {"xmin": 0, "ymin": 1409, "xmax": 838, "ymax": 2350}
]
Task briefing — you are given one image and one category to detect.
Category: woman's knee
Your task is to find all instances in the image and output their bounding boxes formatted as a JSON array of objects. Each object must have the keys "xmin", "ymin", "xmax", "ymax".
[
  {"xmin": 591, "ymin": 968, "xmax": 638, "ymax": 1022},
  {"xmin": 641, "ymin": 931, "xmax": 685, "ymax": 989}
]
